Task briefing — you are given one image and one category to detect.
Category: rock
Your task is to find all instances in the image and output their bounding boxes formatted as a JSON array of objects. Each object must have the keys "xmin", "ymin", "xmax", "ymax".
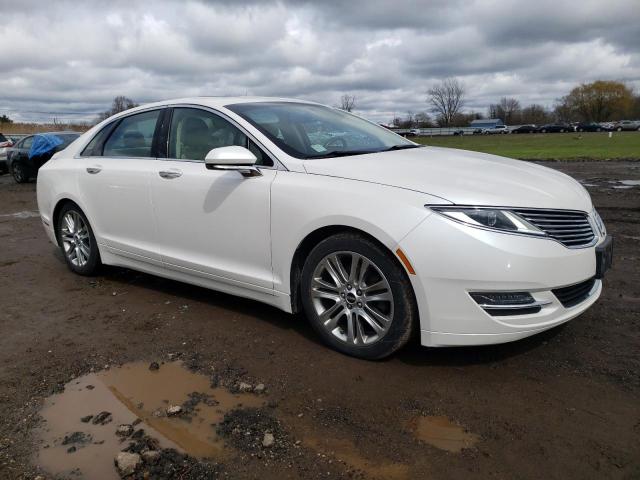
[
  {"xmin": 115, "ymin": 451, "xmax": 141, "ymax": 476},
  {"xmin": 262, "ymin": 432, "xmax": 275, "ymax": 448},
  {"xmin": 92, "ymin": 411, "xmax": 113, "ymax": 425},
  {"xmin": 148, "ymin": 362, "xmax": 160, "ymax": 371},
  {"xmin": 166, "ymin": 405, "xmax": 182, "ymax": 416},
  {"xmin": 141, "ymin": 449, "xmax": 160, "ymax": 464},
  {"xmin": 80, "ymin": 415, "xmax": 93, "ymax": 423},
  {"xmin": 116, "ymin": 424, "xmax": 134, "ymax": 437},
  {"xmin": 237, "ymin": 382, "xmax": 253, "ymax": 392},
  {"xmin": 34, "ymin": 476, "xmax": 45, "ymax": 480},
  {"xmin": 66, "ymin": 446, "xmax": 76, "ymax": 453},
  {"xmin": 254, "ymin": 383, "xmax": 266, "ymax": 394}
]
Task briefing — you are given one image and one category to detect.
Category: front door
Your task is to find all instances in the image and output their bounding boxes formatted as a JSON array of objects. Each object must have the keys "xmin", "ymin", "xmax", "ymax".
[{"xmin": 151, "ymin": 107, "xmax": 276, "ymax": 290}]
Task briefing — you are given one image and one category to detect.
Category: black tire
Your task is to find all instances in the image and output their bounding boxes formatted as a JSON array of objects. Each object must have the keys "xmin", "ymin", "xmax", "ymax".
[
  {"xmin": 11, "ymin": 161, "xmax": 29, "ymax": 183},
  {"xmin": 55, "ymin": 203, "xmax": 102, "ymax": 275},
  {"xmin": 300, "ymin": 233, "xmax": 417, "ymax": 360}
]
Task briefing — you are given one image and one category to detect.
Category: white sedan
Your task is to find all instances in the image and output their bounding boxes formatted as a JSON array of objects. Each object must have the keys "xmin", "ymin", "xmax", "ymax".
[{"xmin": 36, "ymin": 97, "xmax": 613, "ymax": 359}]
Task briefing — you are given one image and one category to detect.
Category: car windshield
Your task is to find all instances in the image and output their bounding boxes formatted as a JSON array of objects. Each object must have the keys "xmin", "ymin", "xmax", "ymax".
[{"xmin": 226, "ymin": 102, "xmax": 418, "ymax": 159}]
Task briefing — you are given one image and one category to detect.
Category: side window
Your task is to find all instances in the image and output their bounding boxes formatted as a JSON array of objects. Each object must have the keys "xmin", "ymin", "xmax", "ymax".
[
  {"xmin": 168, "ymin": 108, "xmax": 272, "ymax": 166},
  {"xmin": 22, "ymin": 137, "xmax": 34, "ymax": 150},
  {"xmin": 103, "ymin": 110, "xmax": 160, "ymax": 158}
]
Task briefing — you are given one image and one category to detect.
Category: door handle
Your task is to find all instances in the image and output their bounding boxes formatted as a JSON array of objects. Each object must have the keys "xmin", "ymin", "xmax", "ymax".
[
  {"xmin": 86, "ymin": 166, "xmax": 102, "ymax": 174},
  {"xmin": 159, "ymin": 170, "xmax": 182, "ymax": 179}
]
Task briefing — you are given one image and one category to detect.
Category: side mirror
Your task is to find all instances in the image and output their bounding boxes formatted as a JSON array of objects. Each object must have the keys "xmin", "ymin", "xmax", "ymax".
[{"xmin": 204, "ymin": 146, "xmax": 261, "ymax": 177}]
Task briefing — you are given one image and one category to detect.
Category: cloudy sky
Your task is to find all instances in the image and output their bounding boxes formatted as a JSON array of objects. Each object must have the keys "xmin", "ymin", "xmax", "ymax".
[{"xmin": 1, "ymin": 0, "xmax": 639, "ymax": 123}]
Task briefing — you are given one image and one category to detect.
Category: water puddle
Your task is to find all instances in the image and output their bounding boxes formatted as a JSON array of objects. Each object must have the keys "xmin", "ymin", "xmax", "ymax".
[
  {"xmin": 0, "ymin": 210, "xmax": 40, "ymax": 219},
  {"xmin": 409, "ymin": 416, "xmax": 479, "ymax": 452},
  {"xmin": 579, "ymin": 179, "xmax": 640, "ymax": 190},
  {"xmin": 35, "ymin": 361, "xmax": 264, "ymax": 479}
]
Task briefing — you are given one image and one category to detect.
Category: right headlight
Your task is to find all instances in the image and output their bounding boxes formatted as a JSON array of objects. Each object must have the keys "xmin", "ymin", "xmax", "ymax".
[{"xmin": 428, "ymin": 206, "xmax": 546, "ymax": 236}]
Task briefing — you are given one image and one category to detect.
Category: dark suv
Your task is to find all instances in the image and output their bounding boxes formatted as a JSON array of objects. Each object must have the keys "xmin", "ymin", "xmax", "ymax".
[{"xmin": 8, "ymin": 131, "xmax": 80, "ymax": 183}]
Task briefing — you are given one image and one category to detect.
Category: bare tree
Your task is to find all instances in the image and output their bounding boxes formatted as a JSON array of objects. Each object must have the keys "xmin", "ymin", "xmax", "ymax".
[
  {"xmin": 488, "ymin": 97, "xmax": 521, "ymax": 124},
  {"xmin": 427, "ymin": 78, "xmax": 465, "ymax": 126},
  {"xmin": 97, "ymin": 95, "xmax": 139, "ymax": 122},
  {"xmin": 339, "ymin": 94, "xmax": 356, "ymax": 112}
]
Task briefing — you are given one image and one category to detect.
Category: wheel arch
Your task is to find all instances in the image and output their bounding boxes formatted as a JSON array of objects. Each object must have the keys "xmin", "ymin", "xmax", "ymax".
[
  {"xmin": 51, "ymin": 198, "xmax": 88, "ymax": 246},
  {"xmin": 288, "ymin": 224, "xmax": 413, "ymax": 314}
]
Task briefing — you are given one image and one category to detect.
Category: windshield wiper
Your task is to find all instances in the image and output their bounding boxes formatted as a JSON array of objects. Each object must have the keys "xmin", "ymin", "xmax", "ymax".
[
  {"xmin": 307, "ymin": 150, "xmax": 376, "ymax": 159},
  {"xmin": 383, "ymin": 144, "xmax": 423, "ymax": 151}
]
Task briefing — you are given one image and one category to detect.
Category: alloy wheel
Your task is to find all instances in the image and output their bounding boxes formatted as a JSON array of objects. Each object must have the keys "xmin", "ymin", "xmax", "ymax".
[
  {"xmin": 60, "ymin": 211, "xmax": 91, "ymax": 267},
  {"xmin": 310, "ymin": 251, "xmax": 394, "ymax": 346}
]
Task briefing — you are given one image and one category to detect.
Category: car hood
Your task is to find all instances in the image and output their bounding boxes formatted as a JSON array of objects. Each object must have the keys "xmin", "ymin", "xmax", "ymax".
[{"xmin": 303, "ymin": 146, "xmax": 592, "ymax": 211}]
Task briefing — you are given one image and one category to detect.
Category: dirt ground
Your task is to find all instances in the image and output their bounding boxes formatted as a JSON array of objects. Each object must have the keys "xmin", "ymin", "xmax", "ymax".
[{"xmin": 0, "ymin": 161, "xmax": 638, "ymax": 480}]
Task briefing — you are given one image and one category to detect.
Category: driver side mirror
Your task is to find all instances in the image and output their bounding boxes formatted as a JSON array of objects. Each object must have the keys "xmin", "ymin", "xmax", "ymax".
[{"xmin": 204, "ymin": 146, "xmax": 261, "ymax": 177}]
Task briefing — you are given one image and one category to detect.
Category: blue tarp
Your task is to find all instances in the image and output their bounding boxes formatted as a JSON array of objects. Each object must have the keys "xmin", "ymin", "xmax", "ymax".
[{"xmin": 29, "ymin": 134, "xmax": 63, "ymax": 159}]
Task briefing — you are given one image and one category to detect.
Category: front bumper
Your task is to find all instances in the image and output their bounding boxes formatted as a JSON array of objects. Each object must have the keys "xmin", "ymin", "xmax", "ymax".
[{"xmin": 399, "ymin": 213, "xmax": 604, "ymax": 346}]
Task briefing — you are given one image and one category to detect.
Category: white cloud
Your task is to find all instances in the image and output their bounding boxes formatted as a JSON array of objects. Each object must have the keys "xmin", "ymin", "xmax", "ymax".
[{"xmin": 0, "ymin": 0, "xmax": 638, "ymax": 123}]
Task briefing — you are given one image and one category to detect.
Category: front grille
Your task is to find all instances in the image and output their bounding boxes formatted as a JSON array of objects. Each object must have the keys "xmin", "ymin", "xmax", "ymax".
[
  {"xmin": 513, "ymin": 209, "xmax": 595, "ymax": 248},
  {"xmin": 552, "ymin": 278, "xmax": 596, "ymax": 308}
]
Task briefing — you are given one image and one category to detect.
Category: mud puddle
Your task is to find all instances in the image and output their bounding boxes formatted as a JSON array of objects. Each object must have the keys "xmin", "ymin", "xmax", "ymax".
[
  {"xmin": 579, "ymin": 179, "xmax": 640, "ymax": 190},
  {"xmin": 0, "ymin": 210, "xmax": 40, "ymax": 219},
  {"xmin": 35, "ymin": 361, "xmax": 264, "ymax": 479},
  {"xmin": 409, "ymin": 416, "xmax": 479, "ymax": 452}
]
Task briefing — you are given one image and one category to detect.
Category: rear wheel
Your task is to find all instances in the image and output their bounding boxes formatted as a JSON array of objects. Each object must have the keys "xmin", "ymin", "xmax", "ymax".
[
  {"xmin": 11, "ymin": 162, "xmax": 29, "ymax": 183},
  {"xmin": 55, "ymin": 204, "xmax": 101, "ymax": 275},
  {"xmin": 301, "ymin": 233, "xmax": 417, "ymax": 360}
]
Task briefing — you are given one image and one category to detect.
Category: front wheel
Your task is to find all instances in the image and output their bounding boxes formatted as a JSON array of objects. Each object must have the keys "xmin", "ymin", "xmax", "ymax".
[
  {"xmin": 55, "ymin": 204, "xmax": 101, "ymax": 275},
  {"xmin": 301, "ymin": 233, "xmax": 417, "ymax": 360}
]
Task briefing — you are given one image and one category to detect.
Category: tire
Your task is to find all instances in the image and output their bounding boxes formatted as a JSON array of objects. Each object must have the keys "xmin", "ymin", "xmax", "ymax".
[
  {"xmin": 11, "ymin": 162, "xmax": 29, "ymax": 183},
  {"xmin": 541, "ymin": 129, "xmax": 547, "ymax": 133},
  {"xmin": 300, "ymin": 233, "xmax": 417, "ymax": 360},
  {"xmin": 617, "ymin": 127, "xmax": 622, "ymax": 132},
  {"xmin": 55, "ymin": 203, "xmax": 101, "ymax": 275}
]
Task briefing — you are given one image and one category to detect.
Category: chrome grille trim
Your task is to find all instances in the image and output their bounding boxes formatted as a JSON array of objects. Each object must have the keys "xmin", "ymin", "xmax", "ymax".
[{"xmin": 513, "ymin": 208, "xmax": 596, "ymax": 248}]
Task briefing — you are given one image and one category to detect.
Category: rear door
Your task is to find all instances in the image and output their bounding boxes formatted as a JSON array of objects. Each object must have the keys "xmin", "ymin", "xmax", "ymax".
[{"xmin": 77, "ymin": 109, "xmax": 165, "ymax": 264}]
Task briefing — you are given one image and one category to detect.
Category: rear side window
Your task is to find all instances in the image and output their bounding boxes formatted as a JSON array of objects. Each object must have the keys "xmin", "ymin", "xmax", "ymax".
[{"xmin": 103, "ymin": 110, "xmax": 160, "ymax": 158}]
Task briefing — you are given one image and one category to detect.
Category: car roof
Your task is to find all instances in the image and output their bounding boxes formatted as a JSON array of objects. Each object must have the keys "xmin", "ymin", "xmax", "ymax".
[{"xmin": 115, "ymin": 96, "xmax": 321, "ymax": 117}]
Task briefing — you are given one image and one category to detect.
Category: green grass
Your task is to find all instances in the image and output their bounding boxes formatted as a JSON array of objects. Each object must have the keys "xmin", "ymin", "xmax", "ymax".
[{"xmin": 412, "ymin": 132, "xmax": 640, "ymax": 160}]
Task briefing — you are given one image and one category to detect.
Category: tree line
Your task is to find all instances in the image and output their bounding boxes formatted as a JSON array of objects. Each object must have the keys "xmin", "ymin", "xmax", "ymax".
[{"xmin": 340, "ymin": 79, "xmax": 640, "ymax": 128}]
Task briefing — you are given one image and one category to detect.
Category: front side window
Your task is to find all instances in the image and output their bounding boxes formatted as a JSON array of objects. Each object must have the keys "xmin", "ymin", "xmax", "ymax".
[
  {"xmin": 103, "ymin": 110, "xmax": 160, "ymax": 158},
  {"xmin": 168, "ymin": 107, "xmax": 271, "ymax": 166},
  {"xmin": 226, "ymin": 102, "xmax": 418, "ymax": 159}
]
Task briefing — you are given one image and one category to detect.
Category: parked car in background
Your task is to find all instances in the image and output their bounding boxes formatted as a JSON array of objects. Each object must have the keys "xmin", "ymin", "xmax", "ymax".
[
  {"xmin": 0, "ymin": 133, "xmax": 13, "ymax": 174},
  {"xmin": 37, "ymin": 97, "xmax": 612, "ymax": 359},
  {"xmin": 8, "ymin": 131, "xmax": 80, "ymax": 183},
  {"xmin": 613, "ymin": 120, "xmax": 640, "ymax": 131},
  {"xmin": 575, "ymin": 122, "xmax": 607, "ymax": 132},
  {"xmin": 483, "ymin": 125, "xmax": 509, "ymax": 134},
  {"xmin": 510, "ymin": 124, "xmax": 537, "ymax": 134},
  {"xmin": 537, "ymin": 124, "xmax": 572, "ymax": 133}
]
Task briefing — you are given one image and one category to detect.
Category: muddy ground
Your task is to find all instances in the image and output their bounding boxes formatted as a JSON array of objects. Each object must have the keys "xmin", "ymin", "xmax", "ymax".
[{"xmin": 0, "ymin": 161, "xmax": 638, "ymax": 479}]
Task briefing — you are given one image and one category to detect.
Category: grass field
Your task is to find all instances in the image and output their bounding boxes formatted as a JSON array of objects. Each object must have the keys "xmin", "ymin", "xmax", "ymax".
[{"xmin": 413, "ymin": 132, "xmax": 640, "ymax": 160}]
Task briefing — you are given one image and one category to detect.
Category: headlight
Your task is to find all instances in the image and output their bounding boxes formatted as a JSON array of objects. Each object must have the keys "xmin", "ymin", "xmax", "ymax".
[
  {"xmin": 428, "ymin": 206, "xmax": 545, "ymax": 236},
  {"xmin": 592, "ymin": 209, "xmax": 606, "ymax": 237}
]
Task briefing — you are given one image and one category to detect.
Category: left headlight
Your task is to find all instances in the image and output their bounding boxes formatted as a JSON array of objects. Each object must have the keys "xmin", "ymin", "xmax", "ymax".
[{"xmin": 428, "ymin": 206, "xmax": 545, "ymax": 236}]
